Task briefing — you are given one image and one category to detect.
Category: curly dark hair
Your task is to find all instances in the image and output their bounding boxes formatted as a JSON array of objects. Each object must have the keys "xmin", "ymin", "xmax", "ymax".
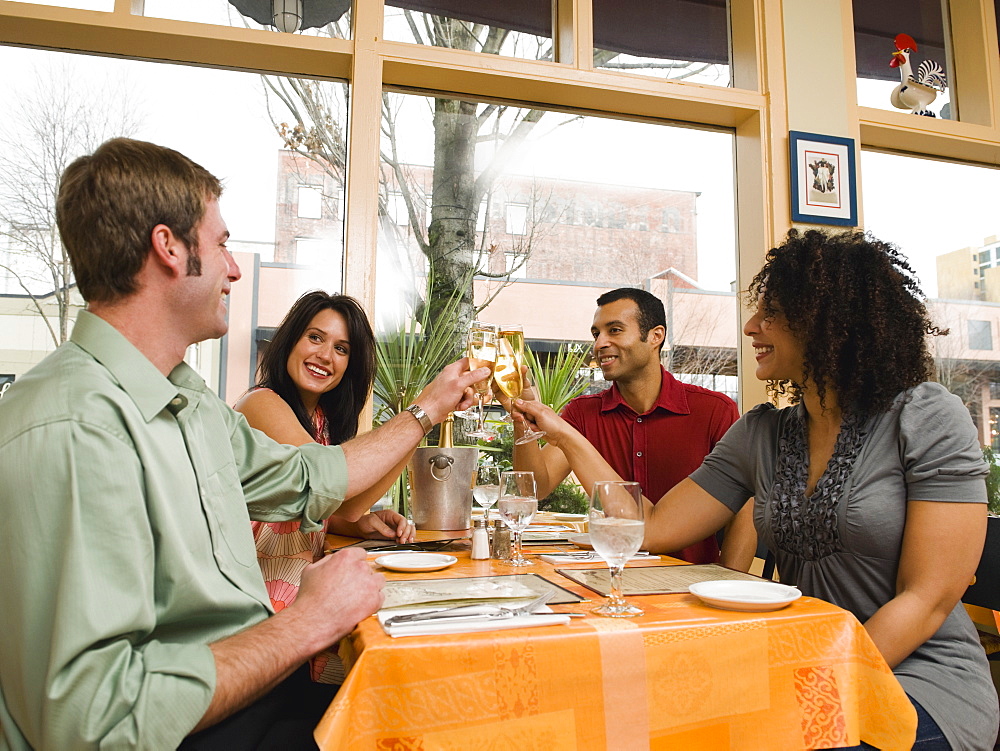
[
  {"xmin": 748, "ymin": 229, "xmax": 944, "ymax": 416},
  {"xmin": 256, "ymin": 291, "xmax": 376, "ymax": 445}
]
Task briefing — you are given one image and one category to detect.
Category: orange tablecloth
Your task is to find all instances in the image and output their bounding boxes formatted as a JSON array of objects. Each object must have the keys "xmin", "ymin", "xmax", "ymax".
[{"xmin": 316, "ymin": 537, "xmax": 916, "ymax": 750}]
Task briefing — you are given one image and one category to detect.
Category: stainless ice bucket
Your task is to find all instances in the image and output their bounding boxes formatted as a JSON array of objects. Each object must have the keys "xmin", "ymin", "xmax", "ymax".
[{"xmin": 408, "ymin": 446, "xmax": 478, "ymax": 530}]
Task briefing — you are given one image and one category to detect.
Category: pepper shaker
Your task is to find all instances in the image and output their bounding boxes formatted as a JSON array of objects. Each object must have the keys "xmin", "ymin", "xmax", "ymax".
[{"xmin": 490, "ymin": 519, "xmax": 511, "ymax": 560}]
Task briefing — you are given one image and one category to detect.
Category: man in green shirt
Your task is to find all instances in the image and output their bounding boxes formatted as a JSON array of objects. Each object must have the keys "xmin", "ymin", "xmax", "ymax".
[{"xmin": 0, "ymin": 138, "xmax": 485, "ymax": 750}]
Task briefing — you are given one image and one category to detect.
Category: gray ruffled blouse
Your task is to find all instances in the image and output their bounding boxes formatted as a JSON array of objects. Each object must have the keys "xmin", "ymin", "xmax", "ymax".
[{"xmin": 690, "ymin": 382, "xmax": 999, "ymax": 750}]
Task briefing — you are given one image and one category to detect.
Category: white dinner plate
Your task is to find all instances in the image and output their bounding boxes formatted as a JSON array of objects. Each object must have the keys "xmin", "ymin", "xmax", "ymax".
[
  {"xmin": 552, "ymin": 513, "xmax": 587, "ymax": 522},
  {"xmin": 375, "ymin": 553, "xmax": 458, "ymax": 573},
  {"xmin": 688, "ymin": 580, "xmax": 802, "ymax": 612},
  {"xmin": 567, "ymin": 533, "xmax": 593, "ymax": 550}
]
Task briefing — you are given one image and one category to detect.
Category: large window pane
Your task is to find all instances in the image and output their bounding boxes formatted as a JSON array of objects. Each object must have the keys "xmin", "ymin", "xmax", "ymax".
[
  {"xmin": 853, "ymin": 0, "xmax": 953, "ymax": 119},
  {"xmin": 143, "ymin": 0, "xmax": 352, "ymax": 36},
  {"xmin": 384, "ymin": 0, "xmax": 552, "ymax": 60},
  {"xmin": 862, "ymin": 151, "xmax": 1000, "ymax": 444},
  {"xmin": 376, "ymin": 90, "xmax": 739, "ymax": 409},
  {"xmin": 0, "ymin": 45, "xmax": 347, "ymax": 402},
  {"xmin": 594, "ymin": 0, "xmax": 731, "ymax": 87}
]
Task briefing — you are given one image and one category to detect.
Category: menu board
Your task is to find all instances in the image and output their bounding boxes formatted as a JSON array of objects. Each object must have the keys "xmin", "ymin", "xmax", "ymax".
[
  {"xmin": 556, "ymin": 563, "xmax": 764, "ymax": 596},
  {"xmin": 381, "ymin": 573, "xmax": 584, "ymax": 610}
]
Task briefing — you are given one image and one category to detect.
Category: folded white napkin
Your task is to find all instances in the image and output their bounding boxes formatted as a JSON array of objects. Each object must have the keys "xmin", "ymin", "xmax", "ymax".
[
  {"xmin": 538, "ymin": 552, "xmax": 656, "ymax": 564},
  {"xmin": 378, "ymin": 607, "xmax": 570, "ymax": 638}
]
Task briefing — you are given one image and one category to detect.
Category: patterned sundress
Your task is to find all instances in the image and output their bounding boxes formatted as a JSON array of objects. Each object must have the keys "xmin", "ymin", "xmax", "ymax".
[{"xmin": 249, "ymin": 401, "xmax": 345, "ymax": 684}]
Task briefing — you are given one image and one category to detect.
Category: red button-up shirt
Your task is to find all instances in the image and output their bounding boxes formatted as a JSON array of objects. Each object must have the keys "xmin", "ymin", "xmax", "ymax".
[{"xmin": 561, "ymin": 367, "xmax": 739, "ymax": 563}]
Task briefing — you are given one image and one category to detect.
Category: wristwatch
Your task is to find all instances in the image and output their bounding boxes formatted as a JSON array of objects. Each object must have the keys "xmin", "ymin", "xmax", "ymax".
[{"xmin": 405, "ymin": 403, "xmax": 434, "ymax": 435}]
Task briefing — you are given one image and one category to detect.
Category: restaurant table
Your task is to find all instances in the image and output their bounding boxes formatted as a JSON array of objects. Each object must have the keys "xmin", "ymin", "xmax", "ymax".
[{"xmin": 315, "ymin": 531, "xmax": 916, "ymax": 751}]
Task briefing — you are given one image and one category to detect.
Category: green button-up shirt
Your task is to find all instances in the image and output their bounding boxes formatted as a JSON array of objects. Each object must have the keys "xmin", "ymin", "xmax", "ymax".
[{"xmin": 0, "ymin": 311, "xmax": 348, "ymax": 750}]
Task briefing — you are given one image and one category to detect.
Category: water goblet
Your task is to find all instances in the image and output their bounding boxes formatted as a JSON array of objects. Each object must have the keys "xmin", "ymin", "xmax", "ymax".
[
  {"xmin": 472, "ymin": 464, "xmax": 501, "ymax": 523},
  {"xmin": 497, "ymin": 470, "xmax": 537, "ymax": 567},
  {"xmin": 589, "ymin": 480, "xmax": 645, "ymax": 617}
]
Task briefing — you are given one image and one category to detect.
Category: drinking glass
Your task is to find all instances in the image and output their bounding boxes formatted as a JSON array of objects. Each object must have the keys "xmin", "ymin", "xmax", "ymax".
[
  {"xmin": 466, "ymin": 322, "xmax": 498, "ymax": 439},
  {"xmin": 589, "ymin": 481, "xmax": 645, "ymax": 617},
  {"xmin": 494, "ymin": 324, "xmax": 546, "ymax": 445},
  {"xmin": 497, "ymin": 470, "xmax": 537, "ymax": 567},
  {"xmin": 472, "ymin": 464, "xmax": 501, "ymax": 522}
]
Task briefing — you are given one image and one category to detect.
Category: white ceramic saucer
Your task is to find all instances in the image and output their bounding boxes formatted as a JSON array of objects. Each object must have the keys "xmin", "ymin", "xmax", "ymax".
[
  {"xmin": 688, "ymin": 580, "xmax": 801, "ymax": 612},
  {"xmin": 375, "ymin": 553, "xmax": 458, "ymax": 572},
  {"xmin": 567, "ymin": 533, "xmax": 593, "ymax": 549}
]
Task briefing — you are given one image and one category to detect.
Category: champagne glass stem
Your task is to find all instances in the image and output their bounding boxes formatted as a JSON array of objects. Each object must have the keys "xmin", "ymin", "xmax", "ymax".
[{"xmin": 476, "ymin": 393, "xmax": 487, "ymax": 435}]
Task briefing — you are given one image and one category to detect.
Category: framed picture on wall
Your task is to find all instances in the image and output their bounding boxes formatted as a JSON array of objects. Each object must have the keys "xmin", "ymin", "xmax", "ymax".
[{"xmin": 788, "ymin": 131, "xmax": 858, "ymax": 226}]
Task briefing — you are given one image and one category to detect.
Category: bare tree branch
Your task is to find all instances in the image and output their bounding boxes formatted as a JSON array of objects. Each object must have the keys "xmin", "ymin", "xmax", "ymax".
[{"xmin": 0, "ymin": 62, "xmax": 141, "ymax": 344}]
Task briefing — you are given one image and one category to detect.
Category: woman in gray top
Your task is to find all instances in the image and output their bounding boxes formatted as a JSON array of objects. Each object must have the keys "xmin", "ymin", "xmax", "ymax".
[{"xmin": 518, "ymin": 229, "xmax": 999, "ymax": 749}]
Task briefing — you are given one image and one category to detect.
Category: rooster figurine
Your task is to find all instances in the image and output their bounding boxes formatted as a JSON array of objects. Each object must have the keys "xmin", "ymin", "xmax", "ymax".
[{"xmin": 889, "ymin": 33, "xmax": 947, "ymax": 117}]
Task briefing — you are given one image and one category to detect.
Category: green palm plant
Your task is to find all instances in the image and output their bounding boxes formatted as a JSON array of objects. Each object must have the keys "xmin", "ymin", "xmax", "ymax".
[
  {"xmin": 984, "ymin": 446, "xmax": 1000, "ymax": 516},
  {"xmin": 372, "ymin": 291, "xmax": 464, "ymax": 422},
  {"xmin": 372, "ymin": 279, "xmax": 467, "ymax": 514},
  {"xmin": 524, "ymin": 342, "xmax": 592, "ymax": 413}
]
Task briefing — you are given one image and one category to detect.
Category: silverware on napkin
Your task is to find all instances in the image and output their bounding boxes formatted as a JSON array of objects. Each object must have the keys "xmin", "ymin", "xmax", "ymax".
[{"xmin": 384, "ymin": 590, "xmax": 554, "ymax": 626}]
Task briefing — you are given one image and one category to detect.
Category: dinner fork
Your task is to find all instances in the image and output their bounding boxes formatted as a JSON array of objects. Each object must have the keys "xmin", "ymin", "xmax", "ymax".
[{"xmin": 384, "ymin": 590, "xmax": 554, "ymax": 625}]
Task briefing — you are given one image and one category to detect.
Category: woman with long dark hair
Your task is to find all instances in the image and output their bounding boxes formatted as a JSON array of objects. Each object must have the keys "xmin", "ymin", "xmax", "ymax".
[
  {"xmin": 517, "ymin": 230, "xmax": 998, "ymax": 749},
  {"xmin": 235, "ymin": 290, "xmax": 413, "ymax": 683}
]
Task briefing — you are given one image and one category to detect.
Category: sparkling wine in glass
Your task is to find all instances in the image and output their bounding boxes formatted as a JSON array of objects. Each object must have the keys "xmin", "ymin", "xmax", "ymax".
[
  {"xmin": 472, "ymin": 464, "xmax": 501, "ymax": 522},
  {"xmin": 589, "ymin": 481, "xmax": 645, "ymax": 617},
  {"xmin": 466, "ymin": 322, "xmax": 498, "ymax": 439},
  {"xmin": 497, "ymin": 470, "xmax": 537, "ymax": 567},
  {"xmin": 494, "ymin": 325, "xmax": 546, "ymax": 446}
]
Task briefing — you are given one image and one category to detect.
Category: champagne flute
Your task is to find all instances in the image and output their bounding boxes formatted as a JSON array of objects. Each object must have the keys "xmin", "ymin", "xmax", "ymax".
[
  {"xmin": 589, "ymin": 481, "xmax": 645, "ymax": 617},
  {"xmin": 466, "ymin": 322, "xmax": 498, "ymax": 439},
  {"xmin": 494, "ymin": 324, "xmax": 546, "ymax": 446},
  {"xmin": 497, "ymin": 470, "xmax": 537, "ymax": 567},
  {"xmin": 472, "ymin": 464, "xmax": 501, "ymax": 522}
]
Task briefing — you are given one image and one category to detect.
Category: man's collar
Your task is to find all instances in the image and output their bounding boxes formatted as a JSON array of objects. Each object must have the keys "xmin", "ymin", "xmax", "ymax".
[
  {"xmin": 599, "ymin": 366, "xmax": 691, "ymax": 416},
  {"xmin": 71, "ymin": 310, "xmax": 201, "ymax": 421}
]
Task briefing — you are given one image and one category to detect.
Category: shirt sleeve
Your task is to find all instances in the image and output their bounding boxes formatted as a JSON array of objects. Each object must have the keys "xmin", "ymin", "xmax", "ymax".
[
  {"xmin": 223, "ymin": 401, "xmax": 349, "ymax": 534},
  {"xmin": 899, "ymin": 382, "xmax": 988, "ymax": 503},
  {"xmin": 0, "ymin": 419, "xmax": 215, "ymax": 750},
  {"xmin": 689, "ymin": 405, "xmax": 770, "ymax": 513},
  {"xmin": 560, "ymin": 396, "xmax": 585, "ymax": 434},
  {"xmin": 708, "ymin": 395, "xmax": 741, "ymax": 448}
]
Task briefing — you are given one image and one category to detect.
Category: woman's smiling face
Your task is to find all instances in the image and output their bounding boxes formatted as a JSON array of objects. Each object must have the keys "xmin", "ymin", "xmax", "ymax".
[
  {"xmin": 743, "ymin": 298, "xmax": 806, "ymax": 384},
  {"xmin": 286, "ymin": 308, "xmax": 351, "ymax": 406}
]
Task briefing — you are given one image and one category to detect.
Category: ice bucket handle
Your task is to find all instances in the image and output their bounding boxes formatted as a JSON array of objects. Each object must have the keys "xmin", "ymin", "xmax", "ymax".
[{"xmin": 428, "ymin": 454, "xmax": 454, "ymax": 481}]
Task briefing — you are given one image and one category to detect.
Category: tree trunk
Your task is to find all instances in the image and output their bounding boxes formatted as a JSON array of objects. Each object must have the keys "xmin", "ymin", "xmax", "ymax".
[{"xmin": 426, "ymin": 95, "xmax": 480, "ymax": 351}]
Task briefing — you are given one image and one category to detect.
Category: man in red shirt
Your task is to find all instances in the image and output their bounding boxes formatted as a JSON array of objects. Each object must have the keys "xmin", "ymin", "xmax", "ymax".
[{"xmin": 513, "ymin": 287, "xmax": 756, "ymax": 567}]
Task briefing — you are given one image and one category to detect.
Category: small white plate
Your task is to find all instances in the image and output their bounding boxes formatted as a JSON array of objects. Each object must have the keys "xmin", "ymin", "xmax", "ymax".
[
  {"xmin": 552, "ymin": 513, "xmax": 587, "ymax": 522},
  {"xmin": 688, "ymin": 580, "xmax": 802, "ymax": 612},
  {"xmin": 567, "ymin": 533, "xmax": 593, "ymax": 550},
  {"xmin": 375, "ymin": 553, "xmax": 458, "ymax": 572}
]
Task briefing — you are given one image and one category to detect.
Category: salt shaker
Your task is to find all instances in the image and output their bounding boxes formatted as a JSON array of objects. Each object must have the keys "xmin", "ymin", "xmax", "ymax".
[
  {"xmin": 490, "ymin": 519, "xmax": 511, "ymax": 560},
  {"xmin": 471, "ymin": 519, "xmax": 490, "ymax": 559}
]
